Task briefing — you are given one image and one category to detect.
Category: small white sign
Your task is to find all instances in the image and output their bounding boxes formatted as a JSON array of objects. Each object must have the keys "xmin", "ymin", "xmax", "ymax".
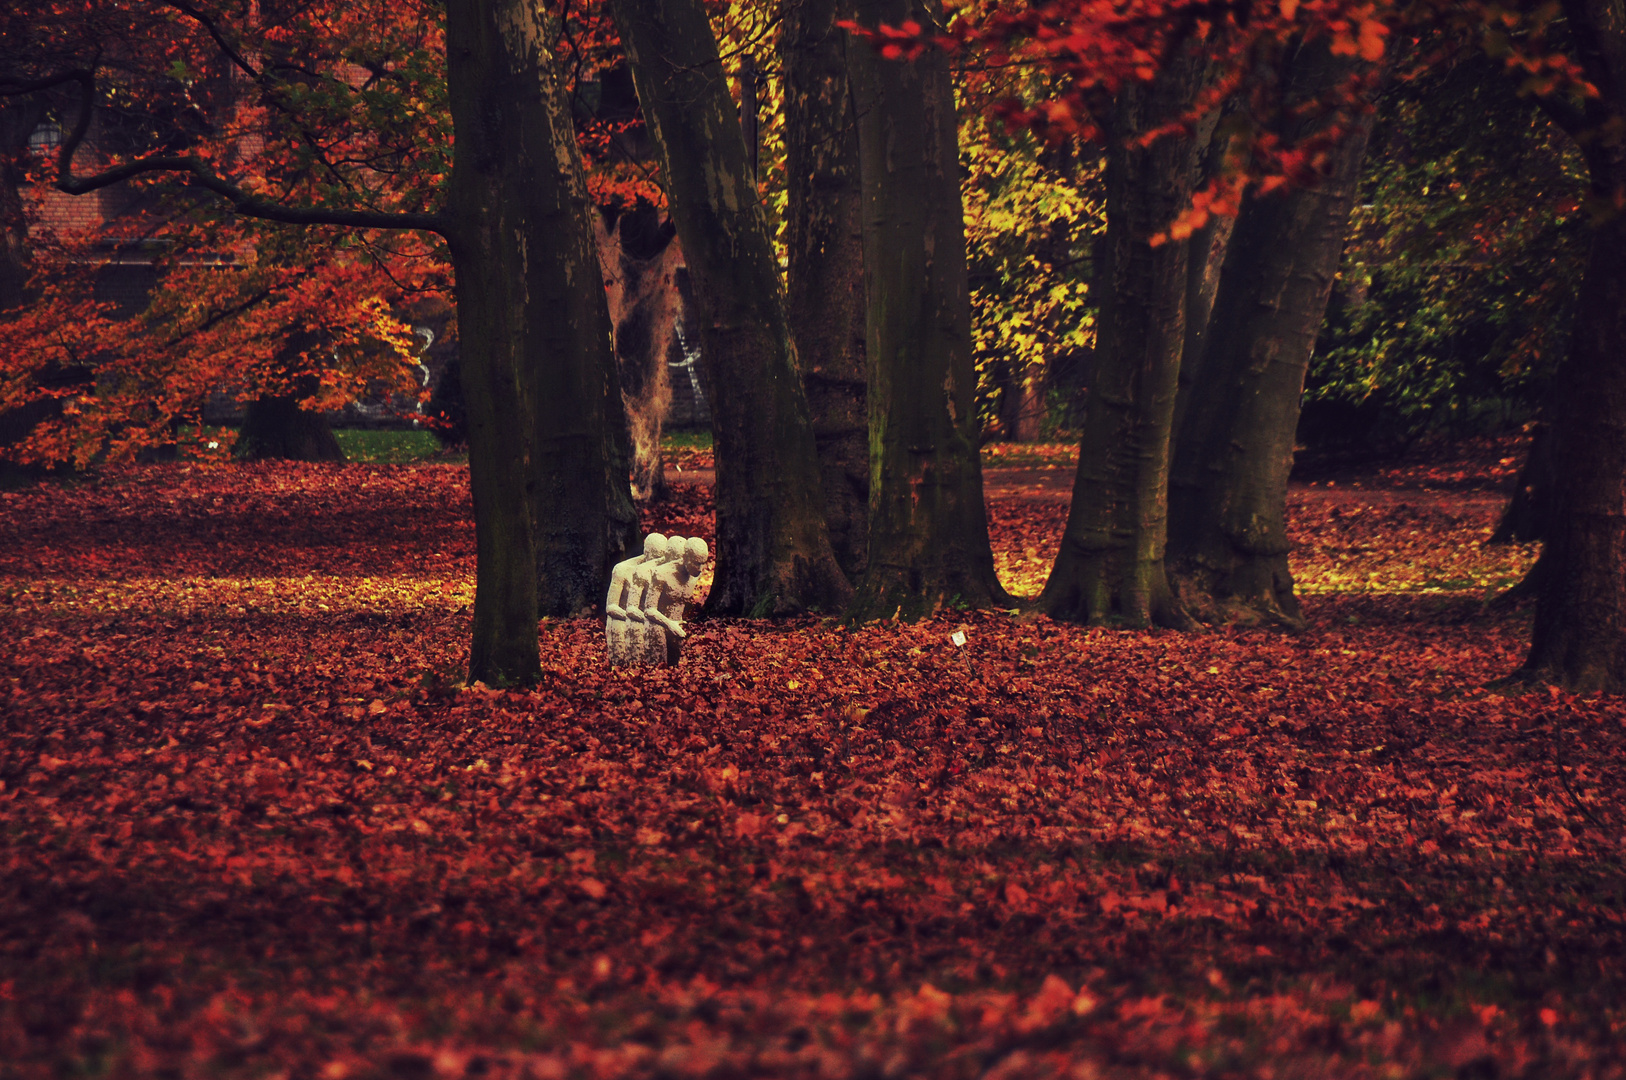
[{"xmin": 949, "ymin": 630, "xmax": 967, "ymax": 647}]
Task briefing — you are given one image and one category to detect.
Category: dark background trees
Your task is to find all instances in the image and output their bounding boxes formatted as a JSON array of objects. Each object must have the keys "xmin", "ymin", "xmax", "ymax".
[{"xmin": 7, "ymin": 0, "xmax": 1626, "ymax": 692}]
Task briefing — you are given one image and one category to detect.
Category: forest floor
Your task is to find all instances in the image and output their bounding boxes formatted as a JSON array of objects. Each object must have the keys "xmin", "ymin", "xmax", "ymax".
[{"xmin": 3, "ymin": 436, "xmax": 1624, "ymax": 1079}]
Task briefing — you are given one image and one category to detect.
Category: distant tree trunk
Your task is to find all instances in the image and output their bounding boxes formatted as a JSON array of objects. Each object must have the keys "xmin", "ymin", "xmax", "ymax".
[
  {"xmin": 0, "ymin": 99, "xmax": 47, "ymax": 312},
  {"xmin": 844, "ymin": 0, "xmax": 1011, "ymax": 620},
  {"xmin": 1166, "ymin": 41, "xmax": 1376, "ymax": 628},
  {"xmin": 611, "ymin": 0, "xmax": 851, "ymax": 616},
  {"xmin": 1492, "ymin": 418, "xmax": 1553, "ymax": 545},
  {"xmin": 445, "ymin": 0, "xmax": 631, "ymax": 684},
  {"xmin": 783, "ymin": 0, "xmax": 869, "ymax": 579},
  {"xmin": 594, "ymin": 204, "xmax": 681, "ymax": 504},
  {"xmin": 235, "ymin": 384, "xmax": 346, "ymax": 462},
  {"xmin": 1039, "ymin": 50, "xmax": 1206, "ymax": 629},
  {"xmin": 0, "ymin": 99, "xmax": 56, "ymax": 475},
  {"xmin": 1487, "ymin": 416, "xmax": 1552, "ymax": 606}
]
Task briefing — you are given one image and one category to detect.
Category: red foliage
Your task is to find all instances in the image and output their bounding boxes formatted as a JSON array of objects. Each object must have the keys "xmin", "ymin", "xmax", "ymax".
[{"xmin": 2, "ymin": 455, "xmax": 1624, "ymax": 1076}]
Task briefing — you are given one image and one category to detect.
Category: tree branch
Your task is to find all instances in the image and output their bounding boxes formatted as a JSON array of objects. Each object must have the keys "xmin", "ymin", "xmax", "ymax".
[
  {"xmin": 57, "ymin": 151, "xmax": 451, "ymax": 235},
  {"xmin": 52, "ymin": 67, "xmax": 451, "ymax": 238},
  {"xmin": 161, "ymin": 0, "xmax": 262, "ymax": 82},
  {"xmin": 0, "ymin": 70, "xmax": 95, "ymax": 97}
]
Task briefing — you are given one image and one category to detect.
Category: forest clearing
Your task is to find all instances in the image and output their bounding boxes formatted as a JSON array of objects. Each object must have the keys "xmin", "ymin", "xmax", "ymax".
[{"xmin": 3, "ymin": 439, "xmax": 1622, "ymax": 1079}]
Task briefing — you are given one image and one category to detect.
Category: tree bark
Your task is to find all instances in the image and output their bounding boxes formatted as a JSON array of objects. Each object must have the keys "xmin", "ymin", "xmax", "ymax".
[
  {"xmin": 1169, "ymin": 106, "xmax": 1234, "ymax": 442},
  {"xmin": 445, "ymin": 0, "xmax": 631, "ymax": 684},
  {"xmin": 1517, "ymin": 189, "xmax": 1626, "ymax": 690},
  {"xmin": 593, "ymin": 205, "xmax": 680, "ymax": 505},
  {"xmin": 235, "ymin": 390, "xmax": 346, "ymax": 462},
  {"xmin": 1502, "ymin": 0, "xmax": 1626, "ymax": 691},
  {"xmin": 611, "ymin": 0, "xmax": 852, "ymax": 616},
  {"xmin": 1491, "ymin": 419, "xmax": 1552, "ymax": 545},
  {"xmin": 0, "ymin": 97, "xmax": 48, "ymax": 312},
  {"xmin": 1039, "ymin": 52, "xmax": 1206, "ymax": 628},
  {"xmin": 1166, "ymin": 41, "xmax": 1376, "ymax": 629},
  {"xmin": 843, "ymin": 0, "xmax": 1011, "ymax": 620},
  {"xmin": 783, "ymin": 0, "xmax": 869, "ymax": 579}
]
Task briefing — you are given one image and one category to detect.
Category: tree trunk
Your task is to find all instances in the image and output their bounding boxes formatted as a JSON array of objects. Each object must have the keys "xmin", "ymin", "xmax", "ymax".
[
  {"xmin": 611, "ymin": 0, "xmax": 852, "ymax": 616},
  {"xmin": 783, "ymin": 0, "xmax": 869, "ymax": 579},
  {"xmin": 1169, "ymin": 107, "xmax": 1235, "ymax": 442},
  {"xmin": 1517, "ymin": 196, "xmax": 1626, "ymax": 690},
  {"xmin": 235, "ymin": 386, "xmax": 346, "ymax": 462},
  {"xmin": 1166, "ymin": 41, "xmax": 1376, "ymax": 629},
  {"xmin": 593, "ymin": 205, "xmax": 681, "ymax": 505},
  {"xmin": 1499, "ymin": 0, "xmax": 1626, "ymax": 691},
  {"xmin": 1039, "ymin": 52, "xmax": 1206, "ymax": 629},
  {"xmin": 0, "ymin": 98, "xmax": 55, "ymax": 478},
  {"xmin": 0, "ymin": 98, "xmax": 47, "ymax": 312},
  {"xmin": 843, "ymin": 0, "xmax": 1011, "ymax": 620},
  {"xmin": 1491, "ymin": 419, "xmax": 1552, "ymax": 545},
  {"xmin": 445, "ymin": 0, "xmax": 630, "ymax": 684}
]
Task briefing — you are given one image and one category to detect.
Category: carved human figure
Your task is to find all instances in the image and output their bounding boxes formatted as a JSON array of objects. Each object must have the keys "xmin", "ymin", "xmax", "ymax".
[
  {"xmin": 626, "ymin": 535, "xmax": 684, "ymax": 665},
  {"xmin": 645, "ymin": 537, "xmax": 709, "ymax": 666},
  {"xmin": 604, "ymin": 533, "xmax": 667, "ymax": 666}
]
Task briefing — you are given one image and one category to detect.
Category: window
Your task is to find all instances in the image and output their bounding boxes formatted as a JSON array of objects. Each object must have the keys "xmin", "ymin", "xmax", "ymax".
[{"xmin": 28, "ymin": 121, "xmax": 63, "ymax": 154}]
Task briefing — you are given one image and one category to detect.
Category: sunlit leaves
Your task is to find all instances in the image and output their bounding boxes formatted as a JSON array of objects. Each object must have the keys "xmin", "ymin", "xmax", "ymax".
[{"xmin": 960, "ymin": 121, "xmax": 1099, "ymax": 434}]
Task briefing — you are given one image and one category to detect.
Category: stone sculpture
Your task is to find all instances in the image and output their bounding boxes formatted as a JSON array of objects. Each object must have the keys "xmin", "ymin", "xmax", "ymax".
[
  {"xmin": 624, "ymin": 534, "xmax": 682, "ymax": 665},
  {"xmin": 604, "ymin": 533, "xmax": 667, "ymax": 667},
  {"xmin": 604, "ymin": 533, "xmax": 709, "ymax": 667},
  {"xmin": 645, "ymin": 537, "xmax": 709, "ymax": 666}
]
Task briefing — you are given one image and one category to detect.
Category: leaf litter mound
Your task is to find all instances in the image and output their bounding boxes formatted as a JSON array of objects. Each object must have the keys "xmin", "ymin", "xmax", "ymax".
[{"xmin": 2, "ymin": 450, "xmax": 1623, "ymax": 1079}]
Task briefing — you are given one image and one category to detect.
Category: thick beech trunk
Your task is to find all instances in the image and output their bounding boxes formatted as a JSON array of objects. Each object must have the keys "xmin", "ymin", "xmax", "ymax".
[
  {"xmin": 611, "ymin": 0, "xmax": 851, "ymax": 616},
  {"xmin": 844, "ymin": 0, "xmax": 1011, "ymax": 620},
  {"xmin": 783, "ymin": 0, "xmax": 869, "ymax": 580},
  {"xmin": 1039, "ymin": 53, "xmax": 1206, "ymax": 628},
  {"xmin": 1504, "ymin": 0, "xmax": 1626, "ymax": 690},
  {"xmin": 1518, "ymin": 206, "xmax": 1626, "ymax": 690},
  {"xmin": 445, "ymin": 0, "xmax": 631, "ymax": 685},
  {"xmin": 1167, "ymin": 43, "xmax": 1376, "ymax": 628}
]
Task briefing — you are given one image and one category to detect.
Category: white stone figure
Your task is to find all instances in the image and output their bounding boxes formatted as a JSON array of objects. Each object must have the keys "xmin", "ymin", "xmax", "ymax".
[
  {"xmin": 627, "ymin": 535, "xmax": 684, "ymax": 666},
  {"xmin": 605, "ymin": 533, "xmax": 668, "ymax": 667},
  {"xmin": 645, "ymin": 537, "xmax": 709, "ymax": 666}
]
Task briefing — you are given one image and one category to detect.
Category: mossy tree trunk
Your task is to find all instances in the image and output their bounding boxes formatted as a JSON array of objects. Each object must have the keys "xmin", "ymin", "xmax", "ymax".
[
  {"xmin": 445, "ymin": 0, "xmax": 632, "ymax": 684},
  {"xmin": 843, "ymin": 0, "xmax": 1011, "ymax": 621},
  {"xmin": 611, "ymin": 0, "xmax": 851, "ymax": 616},
  {"xmin": 1039, "ymin": 50, "xmax": 1206, "ymax": 629},
  {"xmin": 1166, "ymin": 41, "xmax": 1376, "ymax": 628},
  {"xmin": 783, "ymin": 0, "xmax": 869, "ymax": 580}
]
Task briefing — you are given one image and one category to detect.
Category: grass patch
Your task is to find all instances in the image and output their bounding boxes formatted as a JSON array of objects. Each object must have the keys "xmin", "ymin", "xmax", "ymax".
[
  {"xmin": 334, "ymin": 428, "xmax": 449, "ymax": 464},
  {"xmin": 661, "ymin": 429, "xmax": 712, "ymax": 452}
]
